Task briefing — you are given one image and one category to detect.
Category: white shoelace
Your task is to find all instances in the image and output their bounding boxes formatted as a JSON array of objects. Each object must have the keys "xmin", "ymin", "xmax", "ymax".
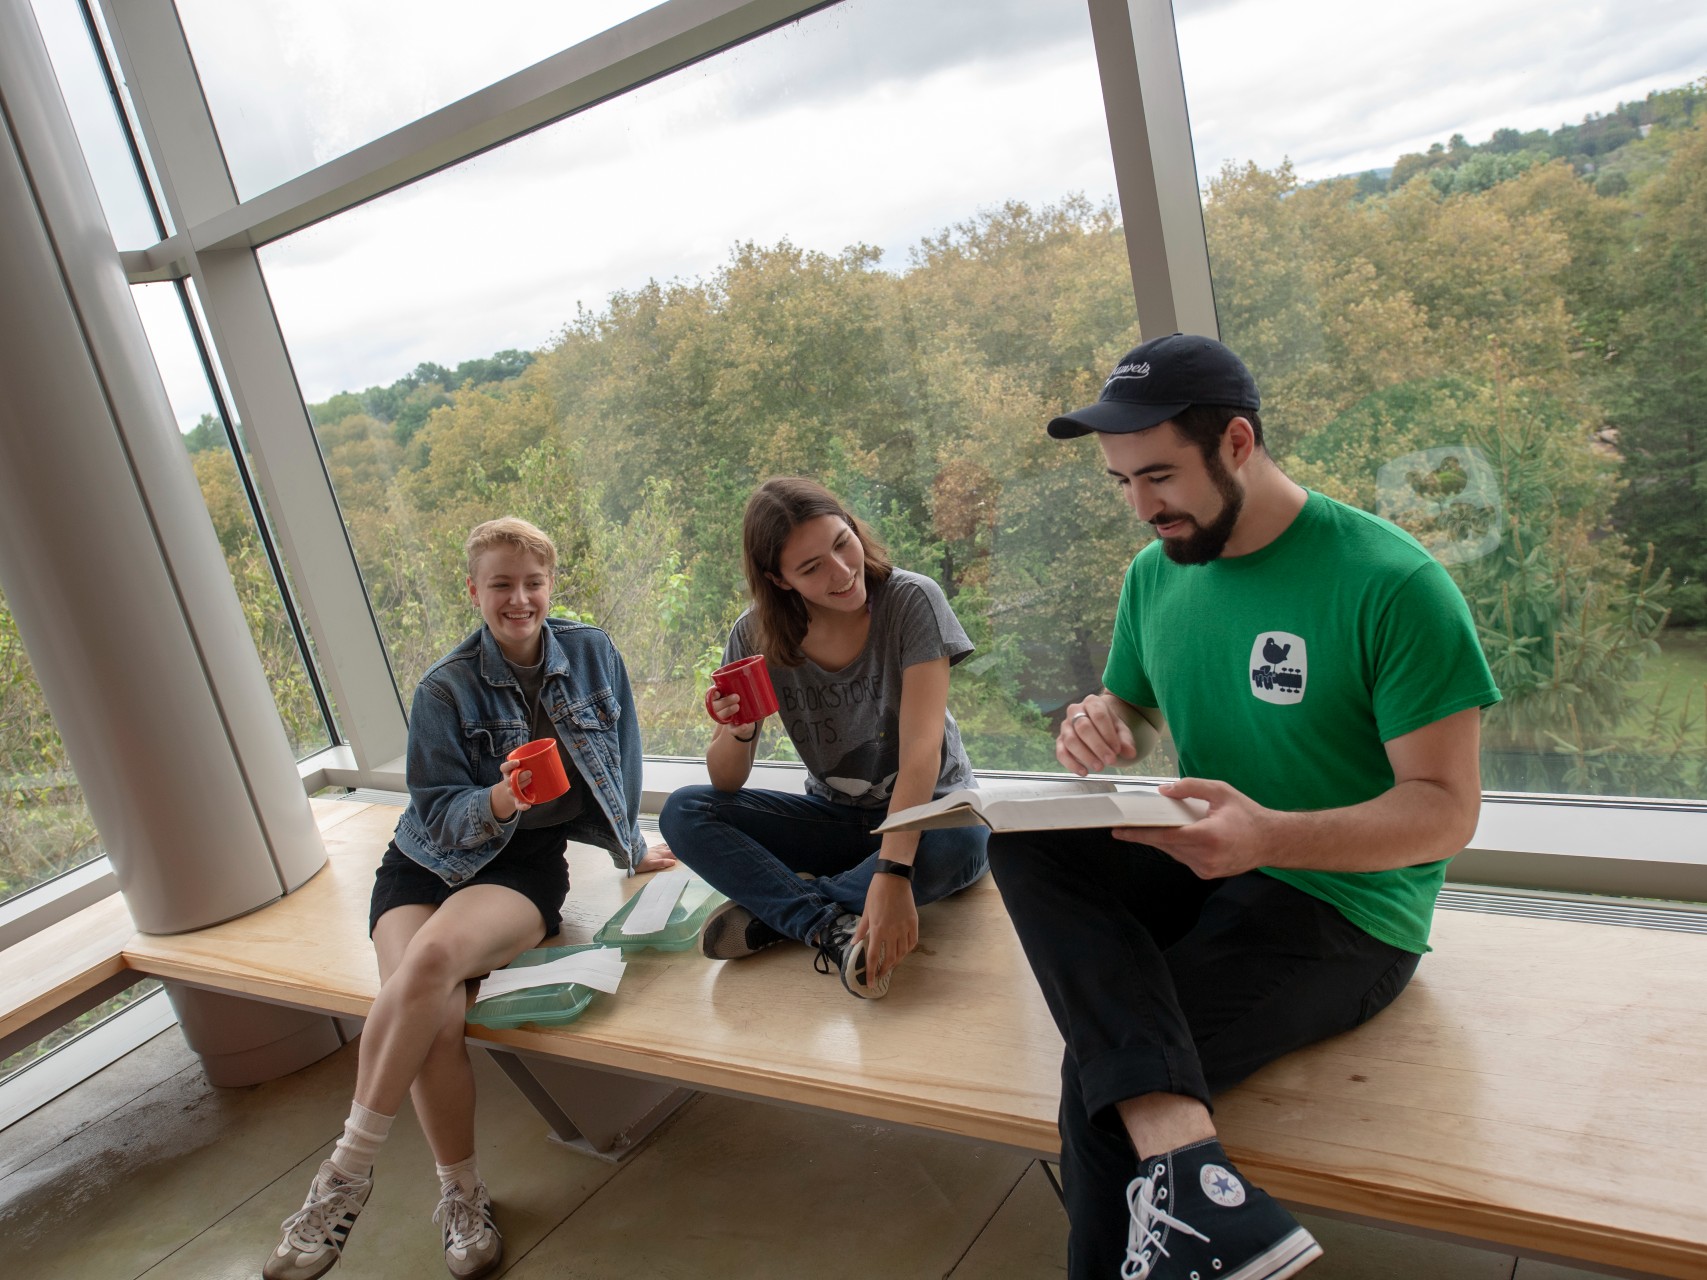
[
  {"xmin": 1121, "ymin": 1171, "xmax": 1211, "ymax": 1279},
  {"xmin": 434, "ymin": 1185, "xmax": 493, "ymax": 1251},
  {"xmin": 278, "ymin": 1175, "xmax": 368, "ymax": 1251}
]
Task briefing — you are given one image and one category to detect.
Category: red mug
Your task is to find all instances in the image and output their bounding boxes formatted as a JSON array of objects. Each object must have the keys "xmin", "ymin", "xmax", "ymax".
[
  {"xmin": 704, "ymin": 654, "xmax": 780, "ymax": 726},
  {"xmin": 506, "ymin": 738, "xmax": 570, "ymax": 804}
]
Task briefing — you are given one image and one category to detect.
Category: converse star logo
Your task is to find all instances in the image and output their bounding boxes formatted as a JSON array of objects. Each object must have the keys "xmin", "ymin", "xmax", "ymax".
[{"xmin": 1200, "ymin": 1163, "xmax": 1246, "ymax": 1207}]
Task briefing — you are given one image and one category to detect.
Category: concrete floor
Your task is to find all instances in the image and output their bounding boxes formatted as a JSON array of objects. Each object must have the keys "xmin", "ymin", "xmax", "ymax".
[{"xmin": 0, "ymin": 1028, "xmax": 1611, "ymax": 1279}]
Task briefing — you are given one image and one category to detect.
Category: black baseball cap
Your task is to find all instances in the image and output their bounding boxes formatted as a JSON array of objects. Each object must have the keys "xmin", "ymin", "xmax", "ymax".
[{"xmin": 1046, "ymin": 333, "xmax": 1261, "ymax": 439}]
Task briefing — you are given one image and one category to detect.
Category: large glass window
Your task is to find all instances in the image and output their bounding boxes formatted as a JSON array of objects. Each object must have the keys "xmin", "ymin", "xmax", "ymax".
[
  {"xmin": 131, "ymin": 283, "xmax": 336, "ymax": 759},
  {"xmin": 27, "ymin": 0, "xmax": 164, "ymax": 246},
  {"xmin": 258, "ymin": 0, "xmax": 1129, "ymax": 771},
  {"xmin": 173, "ymin": 0, "xmax": 671, "ymax": 199},
  {"xmin": 1175, "ymin": 0, "xmax": 1707, "ymax": 800},
  {"xmin": 0, "ymin": 598, "xmax": 102, "ymax": 904}
]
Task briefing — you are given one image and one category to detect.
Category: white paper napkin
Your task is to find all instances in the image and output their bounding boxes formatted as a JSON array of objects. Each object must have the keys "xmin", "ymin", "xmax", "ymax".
[
  {"xmin": 473, "ymin": 947, "xmax": 627, "ymax": 1003},
  {"xmin": 620, "ymin": 868, "xmax": 692, "ymax": 936}
]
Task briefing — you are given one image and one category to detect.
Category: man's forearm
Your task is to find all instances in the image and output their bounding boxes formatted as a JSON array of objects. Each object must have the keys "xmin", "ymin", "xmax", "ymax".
[{"xmin": 1261, "ymin": 778, "xmax": 1480, "ymax": 873}]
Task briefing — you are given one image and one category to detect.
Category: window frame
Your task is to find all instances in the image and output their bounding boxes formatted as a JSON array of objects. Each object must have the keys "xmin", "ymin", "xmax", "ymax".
[{"xmin": 85, "ymin": 0, "xmax": 1707, "ymax": 906}]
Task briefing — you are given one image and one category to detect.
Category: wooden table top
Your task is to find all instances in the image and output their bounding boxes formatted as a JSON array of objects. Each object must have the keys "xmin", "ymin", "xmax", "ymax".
[{"xmin": 119, "ymin": 799, "xmax": 1707, "ymax": 1278}]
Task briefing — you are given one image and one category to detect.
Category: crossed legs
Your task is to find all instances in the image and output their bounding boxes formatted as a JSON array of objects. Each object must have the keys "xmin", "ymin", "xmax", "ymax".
[{"xmin": 362, "ymin": 885, "xmax": 544, "ymax": 1163}]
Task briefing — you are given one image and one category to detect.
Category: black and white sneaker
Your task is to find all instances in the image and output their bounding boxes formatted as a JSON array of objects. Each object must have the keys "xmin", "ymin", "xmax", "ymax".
[
  {"xmin": 812, "ymin": 912, "xmax": 890, "ymax": 999},
  {"xmin": 1121, "ymin": 1139, "xmax": 1320, "ymax": 1280},
  {"xmin": 700, "ymin": 900, "xmax": 787, "ymax": 959},
  {"xmin": 434, "ymin": 1178, "xmax": 502, "ymax": 1280},
  {"xmin": 263, "ymin": 1159, "xmax": 372, "ymax": 1280}
]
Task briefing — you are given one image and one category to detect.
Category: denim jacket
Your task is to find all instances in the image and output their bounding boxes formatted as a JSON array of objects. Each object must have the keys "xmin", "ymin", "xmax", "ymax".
[{"xmin": 392, "ymin": 619, "xmax": 647, "ymax": 883}]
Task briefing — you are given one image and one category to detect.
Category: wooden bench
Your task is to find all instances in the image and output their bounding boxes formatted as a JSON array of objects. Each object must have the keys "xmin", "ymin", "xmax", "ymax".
[
  {"xmin": 0, "ymin": 890, "xmax": 139, "ymax": 1063},
  {"xmin": 108, "ymin": 799, "xmax": 1707, "ymax": 1278}
]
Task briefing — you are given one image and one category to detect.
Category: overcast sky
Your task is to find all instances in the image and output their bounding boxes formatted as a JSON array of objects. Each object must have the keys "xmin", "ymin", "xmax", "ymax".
[{"xmin": 28, "ymin": 0, "xmax": 1707, "ymax": 430}]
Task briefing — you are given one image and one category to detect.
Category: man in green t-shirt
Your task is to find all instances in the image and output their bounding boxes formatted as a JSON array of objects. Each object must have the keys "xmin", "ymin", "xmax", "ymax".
[{"xmin": 988, "ymin": 333, "xmax": 1499, "ymax": 1280}]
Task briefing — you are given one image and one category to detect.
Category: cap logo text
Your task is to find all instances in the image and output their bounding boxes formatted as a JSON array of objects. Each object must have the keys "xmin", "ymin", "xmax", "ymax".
[{"xmin": 1104, "ymin": 361, "xmax": 1151, "ymax": 388}]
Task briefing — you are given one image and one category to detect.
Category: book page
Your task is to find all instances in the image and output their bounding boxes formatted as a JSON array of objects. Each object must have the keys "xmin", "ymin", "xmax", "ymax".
[
  {"xmin": 978, "ymin": 790, "xmax": 1206, "ymax": 831},
  {"xmin": 874, "ymin": 779, "xmax": 1120, "ymax": 833},
  {"xmin": 975, "ymin": 778, "xmax": 1117, "ymax": 803}
]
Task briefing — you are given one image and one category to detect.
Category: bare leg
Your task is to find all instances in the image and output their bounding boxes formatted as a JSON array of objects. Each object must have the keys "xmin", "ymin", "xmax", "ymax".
[
  {"xmin": 359, "ymin": 886, "xmax": 543, "ymax": 1126},
  {"xmin": 1116, "ymin": 1092, "xmax": 1216, "ymax": 1161}
]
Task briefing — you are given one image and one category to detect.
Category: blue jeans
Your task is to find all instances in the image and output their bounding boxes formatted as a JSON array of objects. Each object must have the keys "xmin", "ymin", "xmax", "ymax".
[{"xmin": 659, "ymin": 786, "xmax": 989, "ymax": 945}]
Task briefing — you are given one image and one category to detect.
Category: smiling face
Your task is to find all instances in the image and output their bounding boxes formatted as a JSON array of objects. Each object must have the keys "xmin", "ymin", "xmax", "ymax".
[
  {"xmin": 468, "ymin": 544, "xmax": 553, "ymax": 664},
  {"xmin": 1100, "ymin": 421, "xmax": 1247, "ymax": 565},
  {"xmin": 769, "ymin": 514, "xmax": 868, "ymax": 617}
]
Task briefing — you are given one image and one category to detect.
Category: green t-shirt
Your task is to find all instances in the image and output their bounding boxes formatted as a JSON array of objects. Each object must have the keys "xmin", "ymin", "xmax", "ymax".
[{"xmin": 1103, "ymin": 490, "xmax": 1500, "ymax": 953}]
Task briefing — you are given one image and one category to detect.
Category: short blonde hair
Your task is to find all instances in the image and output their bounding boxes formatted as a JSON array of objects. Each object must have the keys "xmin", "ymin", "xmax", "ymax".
[{"xmin": 464, "ymin": 517, "xmax": 558, "ymax": 578}]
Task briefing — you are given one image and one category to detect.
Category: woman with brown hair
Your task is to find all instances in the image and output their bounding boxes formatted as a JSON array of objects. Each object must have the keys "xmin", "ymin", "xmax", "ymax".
[{"xmin": 659, "ymin": 477, "xmax": 988, "ymax": 998}]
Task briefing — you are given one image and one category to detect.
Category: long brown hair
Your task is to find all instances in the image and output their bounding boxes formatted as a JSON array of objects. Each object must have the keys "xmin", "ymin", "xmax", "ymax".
[{"xmin": 742, "ymin": 477, "xmax": 893, "ymax": 667}]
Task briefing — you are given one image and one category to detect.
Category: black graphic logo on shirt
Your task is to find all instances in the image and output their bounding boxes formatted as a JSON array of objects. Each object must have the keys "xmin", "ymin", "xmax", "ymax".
[
  {"xmin": 1249, "ymin": 631, "xmax": 1307, "ymax": 704},
  {"xmin": 819, "ymin": 740, "xmax": 897, "ymax": 803}
]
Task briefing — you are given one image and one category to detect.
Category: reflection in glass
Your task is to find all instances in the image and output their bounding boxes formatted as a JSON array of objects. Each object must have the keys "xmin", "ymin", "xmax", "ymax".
[
  {"xmin": 130, "ymin": 284, "xmax": 334, "ymax": 759},
  {"xmin": 173, "ymin": 0, "xmax": 666, "ymax": 199},
  {"xmin": 259, "ymin": 0, "xmax": 1129, "ymax": 771},
  {"xmin": 1177, "ymin": 0, "xmax": 1707, "ymax": 800},
  {"xmin": 26, "ymin": 0, "xmax": 162, "ymax": 246}
]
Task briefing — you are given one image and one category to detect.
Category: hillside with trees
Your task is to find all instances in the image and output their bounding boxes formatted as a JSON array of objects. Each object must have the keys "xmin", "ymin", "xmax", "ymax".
[
  {"xmin": 266, "ymin": 79, "xmax": 1707, "ymax": 795},
  {"xmin": 7, "ymin": 79, "xmax": 1707, "ymax": 904}
]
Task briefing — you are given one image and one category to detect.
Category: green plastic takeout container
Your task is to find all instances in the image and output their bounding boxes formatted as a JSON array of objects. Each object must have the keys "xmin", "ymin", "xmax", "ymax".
[
  {"xmin": 594, "ymin": 875, "xmax": 727, "ymax": 952},
  {"xmin": 465, "ymin": 942, "xmax": 601, "ymax": 1030}
]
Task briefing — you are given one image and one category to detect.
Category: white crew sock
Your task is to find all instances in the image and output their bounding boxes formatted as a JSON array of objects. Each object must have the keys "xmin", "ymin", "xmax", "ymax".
[
  {"xmin": 329, "ymin": 1101, "xmax": 394, "ymax": 1180},
  {"xmin": 436, "ymin": 1154, "xmax": 482, "ymax": 1198}
]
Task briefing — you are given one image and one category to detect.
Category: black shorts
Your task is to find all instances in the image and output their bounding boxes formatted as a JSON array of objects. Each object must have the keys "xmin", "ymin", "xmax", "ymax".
[{"xmin": 369, "ymin": 825, "xmax": 571, "ymax": 938}]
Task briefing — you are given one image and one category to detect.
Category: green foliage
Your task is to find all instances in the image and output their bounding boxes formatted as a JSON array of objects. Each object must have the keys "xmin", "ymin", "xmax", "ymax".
[
  {"xmin": 1385, "ymin": 79, "xmax": 1707, "ymax": 196},
  {"xmin": 0, "ymin": 583, "xmax": 102, "ymax": 900},
  {"xmin": 1604, "ymin": 119, "xmax": 1707, "ymax": 626},
  {"xmin": 2, "ymin": 79, "xmax": 1693, "ymax": 914},
  {"xmin": 182, "ymin": 412, "xmax": 225, "ymax": 454},
  {"xmin": 1207, "ymin": 118, "xmax": 1705, "ymax": 796}
]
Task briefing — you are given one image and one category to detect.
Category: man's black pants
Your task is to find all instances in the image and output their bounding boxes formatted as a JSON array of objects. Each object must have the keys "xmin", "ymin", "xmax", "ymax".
[{"xmin": 988, "ymin": 828, "xmax": 1420, "ymax": 1280}]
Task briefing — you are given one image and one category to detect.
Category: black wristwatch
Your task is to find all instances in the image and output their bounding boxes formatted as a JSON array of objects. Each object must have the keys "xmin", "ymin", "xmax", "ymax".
[{"xmin": 874, "ymin": 857, "xmax": 915, "ymax": 880}]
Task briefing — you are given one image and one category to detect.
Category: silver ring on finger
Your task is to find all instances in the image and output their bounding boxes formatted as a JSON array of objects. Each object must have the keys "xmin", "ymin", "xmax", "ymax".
[{"xmin": 1070, "ymin": 711, "xmax": 1092, "ymax": 725}]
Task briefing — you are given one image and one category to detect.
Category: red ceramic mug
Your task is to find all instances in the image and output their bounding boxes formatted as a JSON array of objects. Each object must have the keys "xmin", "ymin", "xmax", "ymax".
[
  {"xmin": 704, "ymin": 654, "xmax": 780, "ymax": 726},
  {"xmin": 506, "ymin": 738, "xmax": 570, "ymax": 804}
]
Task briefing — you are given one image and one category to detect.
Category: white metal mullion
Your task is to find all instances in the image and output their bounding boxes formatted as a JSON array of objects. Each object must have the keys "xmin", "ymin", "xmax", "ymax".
[
  {"xmin": 1085, "ymin": 0, "xmax": 1218, "ymax": 339},
  {"xmin": 96, "ymin": 0, "xmax": 408, "ymax": 773},
  {"xmin": 183, "ymin": 0, "xmax": 839, "ymax": 252}
]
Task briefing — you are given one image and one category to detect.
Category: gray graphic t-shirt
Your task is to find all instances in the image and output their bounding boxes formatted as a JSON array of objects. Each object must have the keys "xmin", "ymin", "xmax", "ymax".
[{"xmin": 724, "ymin": 569, "xmax": 975, "ymax": 809}]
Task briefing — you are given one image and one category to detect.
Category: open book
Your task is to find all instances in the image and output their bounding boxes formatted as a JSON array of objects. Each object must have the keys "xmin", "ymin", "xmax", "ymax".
[{"xmin": 874, "ymin": 779, "xmax": 1207, "ymax": 834}]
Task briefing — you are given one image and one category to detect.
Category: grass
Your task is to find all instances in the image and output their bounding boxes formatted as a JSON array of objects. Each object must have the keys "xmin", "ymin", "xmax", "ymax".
[{"xmin": 1623, "ymin": 626, "xmax": 1707, "ymax": 738}]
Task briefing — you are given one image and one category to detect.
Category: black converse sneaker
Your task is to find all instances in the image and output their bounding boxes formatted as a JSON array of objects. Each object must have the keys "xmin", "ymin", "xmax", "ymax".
[
  {"xmin": 812, "ymin": 912, "xmax": 890, "ymax": 999},
  {"xmin": 263, "ymin": 1159, "xmax": 372, "ymax": 1280},
  {"xmin": 1121, "ymin": 1139, "xmax": 1321, "ymax": 1280},
  {"xmin": 700, "ymin": 900, "xmax": 787, "ymax": 959}
]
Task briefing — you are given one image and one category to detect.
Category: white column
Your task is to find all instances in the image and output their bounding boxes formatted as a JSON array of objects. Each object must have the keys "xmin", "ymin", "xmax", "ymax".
[{"xmin": 0, "ymin": 0, "xmax": 324, "ymax": 932}]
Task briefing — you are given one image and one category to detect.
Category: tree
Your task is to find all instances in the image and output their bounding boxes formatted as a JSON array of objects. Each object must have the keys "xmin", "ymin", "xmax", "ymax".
[{"xmin": 1607, "ymin": 120, "xmax": 1707, "ymax": 624}]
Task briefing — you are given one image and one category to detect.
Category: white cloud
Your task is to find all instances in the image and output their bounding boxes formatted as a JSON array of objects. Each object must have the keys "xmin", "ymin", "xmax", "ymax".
[
  {"xmin": 32, "ymin": 0, "xmax": 1707, "ymax": 416},
  {"xmin": 1177, "ymin": 0, "xmax": 1707, "ymax": 182},
  {"xmin": 259, "ymin": 5, "xmax": 1117, "ymax": 401}
]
